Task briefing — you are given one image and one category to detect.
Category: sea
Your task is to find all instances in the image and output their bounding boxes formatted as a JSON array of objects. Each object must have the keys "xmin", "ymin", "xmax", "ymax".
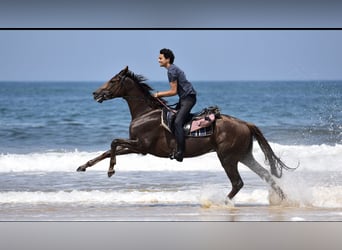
[{"xmin": 0, "ymin": 80, "xmax": 341, "ymax": 221}]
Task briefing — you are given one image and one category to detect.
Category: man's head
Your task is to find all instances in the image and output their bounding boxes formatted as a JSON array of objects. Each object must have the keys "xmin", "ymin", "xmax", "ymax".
[{"xmin": 159, "ymin": 48, "xmax": 175, "ymax": 67}]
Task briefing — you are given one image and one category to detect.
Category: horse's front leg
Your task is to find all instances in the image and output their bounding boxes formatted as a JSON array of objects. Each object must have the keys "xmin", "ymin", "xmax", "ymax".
[
  {"xmin": 109, "ymin": 138, "xmax": 140, "ymax": 177},
  {"xmin": 76, "ymin": 146, "xmax": 139, "ymax": 172},
  {"xmin": 77, "ymin": 150, "xmax": 111, "ymax": 172}
]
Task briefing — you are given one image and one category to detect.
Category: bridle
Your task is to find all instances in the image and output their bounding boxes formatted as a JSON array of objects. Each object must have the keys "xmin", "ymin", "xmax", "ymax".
[{"xmin": 118, "ymin": 74, "xmax": 127, "ymax": 85}]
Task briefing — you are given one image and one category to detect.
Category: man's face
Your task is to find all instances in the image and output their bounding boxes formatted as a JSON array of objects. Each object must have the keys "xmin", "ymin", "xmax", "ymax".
[{"xmin": 158, "ymin": 54, "xmax": 169, "ymax": 67}]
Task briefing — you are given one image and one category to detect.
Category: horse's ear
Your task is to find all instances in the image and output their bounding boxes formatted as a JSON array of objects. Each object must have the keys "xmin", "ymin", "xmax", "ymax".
[{"xmin": 121, "ymin": 66, "xmax": 129, "ymax": 75}]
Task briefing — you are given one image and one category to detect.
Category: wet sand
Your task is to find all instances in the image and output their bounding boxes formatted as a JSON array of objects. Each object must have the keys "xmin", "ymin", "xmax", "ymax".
[{"xmin": 1, "ymin": 202, "xmax": 341, "ymax": 221}]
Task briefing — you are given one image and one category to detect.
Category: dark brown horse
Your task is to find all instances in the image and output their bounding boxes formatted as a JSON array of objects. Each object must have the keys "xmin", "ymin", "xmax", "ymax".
[{"xmin": 77, "ymin": 66, "xmax": 295, "ymax": 201}]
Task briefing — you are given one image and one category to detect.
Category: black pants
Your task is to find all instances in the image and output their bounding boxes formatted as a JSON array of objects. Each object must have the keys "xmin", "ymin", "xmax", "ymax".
[{"xmin": 174, "ymin": 94, "xmax": 196, "ymax": 153}]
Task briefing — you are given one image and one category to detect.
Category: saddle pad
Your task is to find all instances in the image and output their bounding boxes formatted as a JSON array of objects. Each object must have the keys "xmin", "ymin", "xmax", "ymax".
[
  {"xmin": 190, "ymin": 113, "xmax": 216, "ymax": 132},
  {"xmin": 188, "ymin": 126, "xmax": 214, "ymax": 137},
  {"xmin": 161, "ymin": 108, "xmax": 215, "ymax": 137}
]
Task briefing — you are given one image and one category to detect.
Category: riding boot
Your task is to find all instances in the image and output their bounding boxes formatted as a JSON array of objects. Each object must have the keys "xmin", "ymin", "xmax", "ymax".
[
  {"xmin": 171, "ymin": 137, "xmax": 185, "ymax": 162},
  {"xmin": 174, "ymin": 146, "xmax": 184, "ymax": 162},
  {"xmin": 170, "ymin": 147, "xmax": 184, "ymax": 162},
  {"xmin": 173, "ymin": 151, "xmax": 183, "ymax": 162}
]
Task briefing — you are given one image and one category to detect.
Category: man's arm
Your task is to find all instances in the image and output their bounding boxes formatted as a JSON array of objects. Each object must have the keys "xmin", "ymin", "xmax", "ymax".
[{"xmin": 154, "ymin": 81, "xmax": 177, "ymax": 98}]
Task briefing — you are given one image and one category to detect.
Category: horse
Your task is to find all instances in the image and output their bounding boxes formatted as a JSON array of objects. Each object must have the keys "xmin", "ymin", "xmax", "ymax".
[{"xmin": 77, "ymin": 66, "xmax": 296, "ymax": 202}]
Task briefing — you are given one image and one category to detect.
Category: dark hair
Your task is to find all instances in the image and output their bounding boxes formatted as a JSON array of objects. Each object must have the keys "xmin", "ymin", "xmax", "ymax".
[{"xmin": 160, "ymin": 48, "xmax": 175, "ymax": 64}]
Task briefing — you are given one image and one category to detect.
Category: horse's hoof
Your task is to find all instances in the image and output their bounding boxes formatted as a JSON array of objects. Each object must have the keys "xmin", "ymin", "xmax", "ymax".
[
  {"xmin": 277, "ymin": 188, "xmax": 286, "ymax": 201},
  {"xmin": 280, "ymin": 192, "xmax": 287, "ymax": 201},
  {"xmin": 224, "ymin": 197, "xmax": 235, "ymax": 207},
  {"xmin": 107, "ymin": 170, "xmax": 115, "ymax": 178},
  {"xmin": 77, "ymin": 166, "xmax": 86, "ymax": 172}
]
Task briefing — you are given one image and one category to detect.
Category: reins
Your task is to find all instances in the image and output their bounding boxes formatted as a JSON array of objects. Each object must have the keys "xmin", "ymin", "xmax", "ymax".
[
  {"xmin": 123, "ymin": 95, "xmax": 177, "ymax": 114},
  {"xmin": 155, "ymin": 97, "xmax": 177, "ymax": 114}
]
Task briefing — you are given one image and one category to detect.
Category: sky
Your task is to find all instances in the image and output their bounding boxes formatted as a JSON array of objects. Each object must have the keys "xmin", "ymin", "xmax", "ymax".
[{"xmin": 1, "ymin": 30, "xmax": 342, "ymax": 82}]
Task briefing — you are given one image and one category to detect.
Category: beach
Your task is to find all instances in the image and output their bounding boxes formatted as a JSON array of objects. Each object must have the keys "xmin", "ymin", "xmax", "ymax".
[{"xmin": 0, "ymin": 81, "xmax": 341, "ymax": 221}]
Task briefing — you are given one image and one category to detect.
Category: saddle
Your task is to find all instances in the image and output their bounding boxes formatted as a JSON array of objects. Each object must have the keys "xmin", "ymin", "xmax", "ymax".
[{"xmin": 161, "ymin": 106, "xmax": 221, "ymax": 137}]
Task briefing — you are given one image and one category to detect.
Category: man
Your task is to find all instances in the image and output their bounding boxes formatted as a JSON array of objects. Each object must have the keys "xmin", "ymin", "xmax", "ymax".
[{"xmin": 154, "ymin": 48, "xmax": 197, "ymax": 162}]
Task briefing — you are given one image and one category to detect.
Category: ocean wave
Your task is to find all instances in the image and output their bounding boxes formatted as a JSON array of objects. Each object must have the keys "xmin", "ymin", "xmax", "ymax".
[
  {"xmin": 0, "ymin": 185, "xmax": 340, "ymax": 209},
  {"xmin": 0, "ymin": 143, "xmax": 341, "ymax": 173},
  {"xmin": 0, "ymin": 190, "xmax": 199, "ymax": 205}
]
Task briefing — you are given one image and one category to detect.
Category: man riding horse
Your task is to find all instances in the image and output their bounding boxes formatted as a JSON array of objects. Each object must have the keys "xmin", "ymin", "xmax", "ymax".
[
  {"xmin": 154, "ymin": 48, "xmax": 197, "ymax": 162},
  {"xmin": 78, "ymin": 64, "xmax": 297, "ymax": 202}
]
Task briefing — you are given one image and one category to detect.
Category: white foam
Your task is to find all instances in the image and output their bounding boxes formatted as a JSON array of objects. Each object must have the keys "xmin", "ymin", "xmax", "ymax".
[
  {"xmin": 0, "ymin": 190, "xmax": 200, "ymax": 205},
  {"xmin": 310, "ymin": 186, "xmax": 342, "ymax": 208},
  {"xmin": 0, "ymin": 151, "xmax": 222, "ymax": 172},
  {"xmin": 0, "ymin": 184, "xmax": 341, "ymax": 208},
  {"xmin": 0, "ymin": 188, "xmax": 270, "ymax": 206},
  {"xmin": 198, "ymin": 178, "xmax": 342, "ymax": 209},
  {"xmin": 274, "ymin": 173, "xmax": 342, "ymax": 208},
  {"xmin": 0, "ymin": 143, "xmax": 341, "ymax": 173}
]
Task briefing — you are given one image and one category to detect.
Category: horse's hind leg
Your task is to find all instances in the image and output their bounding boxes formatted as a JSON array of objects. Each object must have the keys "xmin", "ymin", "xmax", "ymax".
[
  {"xmin": 225, "ymin": 164, "xmax": 244, "ymax": 200},
  {"xmin": 241, "ymin": 153, "xmax": 286, "ymax": 200},
  {"xmin": 219, "ymin": 156, "xmax": 244, "ymax": 201}
]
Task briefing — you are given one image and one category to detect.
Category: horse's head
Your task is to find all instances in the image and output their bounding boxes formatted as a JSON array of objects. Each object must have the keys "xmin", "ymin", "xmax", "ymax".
[{"xmin": 93, "ymin": 66, "xmax": 129, "ymax": 103}]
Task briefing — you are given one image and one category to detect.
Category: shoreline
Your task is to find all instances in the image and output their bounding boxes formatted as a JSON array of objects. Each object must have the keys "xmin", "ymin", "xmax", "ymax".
[{"xmin": 1, "ymin": 202, "xmax": 341, "ymax": 222}]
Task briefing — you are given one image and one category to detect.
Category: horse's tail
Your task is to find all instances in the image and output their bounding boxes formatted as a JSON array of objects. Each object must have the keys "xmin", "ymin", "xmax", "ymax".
[{"xmin": 246, "ymin": 122, "xmax": 296, "ymax": 178}]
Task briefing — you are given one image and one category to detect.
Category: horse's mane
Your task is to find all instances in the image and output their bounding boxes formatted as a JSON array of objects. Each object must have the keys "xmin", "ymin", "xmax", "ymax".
[{"xmin": 126, "ymin": 70, "xmax": 168, "ymax": 109}]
